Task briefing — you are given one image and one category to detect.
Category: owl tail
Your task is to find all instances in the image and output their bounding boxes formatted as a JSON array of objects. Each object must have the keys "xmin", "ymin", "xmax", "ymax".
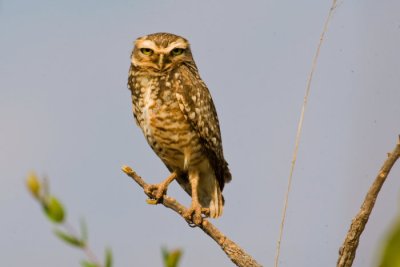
[{"xmin": 198, "ymin": 175, "xmax": 224, "ymax": 218}]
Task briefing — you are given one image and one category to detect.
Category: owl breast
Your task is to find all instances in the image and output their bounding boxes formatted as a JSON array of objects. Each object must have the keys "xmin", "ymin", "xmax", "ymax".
[{"xmin": 132, "ymin": 74, "xmax": 203, "ymax": 172}]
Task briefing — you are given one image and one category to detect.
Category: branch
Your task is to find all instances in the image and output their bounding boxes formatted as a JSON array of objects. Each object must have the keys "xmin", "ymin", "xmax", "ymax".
[
  {"xmin": 337, "ymin": 136, "xmax": 400, "ymax": 267},
  {"xmin": 122, "ymin": 166, "xmax": 263, "ymax": 267}
]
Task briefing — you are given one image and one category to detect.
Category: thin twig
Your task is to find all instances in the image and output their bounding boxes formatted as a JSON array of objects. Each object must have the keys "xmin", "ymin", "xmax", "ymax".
[
  {"xmin": 122, "ymin": 165, "xmax": 263, "ymax": 267},
  {"xmin": 337, "ymin": 136, "xmax": 400, "ymax": 267},
  {"xmin": 63, "ymin": 222, "xmax": 102, "ymax": 267},
  {"xmin": 274, "ymin": 1, "xmax": 338, "ymax": 266}
]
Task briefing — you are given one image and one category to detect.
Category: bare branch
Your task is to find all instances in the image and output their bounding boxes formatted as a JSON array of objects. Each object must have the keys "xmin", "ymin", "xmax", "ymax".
[
  {"xmin": 122, "ymin": 165, "xmax": 263, "ymax": 267},
  {"xmin": 337, "ymin": 136, "xmax": 400, "ymax": 267}
]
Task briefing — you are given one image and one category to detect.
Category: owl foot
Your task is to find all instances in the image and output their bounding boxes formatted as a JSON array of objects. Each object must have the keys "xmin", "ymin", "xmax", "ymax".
[
  {"xmin": 201, "ymin": 208, "xmax": 210, "ymax": 217},
  {"xmin": 144, "ymin": 172, "xmax": 177, "ymax": 204},
  {"xmin": 144, "ymin": 184, "xmax": 165, "ymax": 204},
  {"xmin": 183, "ymin": 203, "xmax": 203, "ymax": 225}
]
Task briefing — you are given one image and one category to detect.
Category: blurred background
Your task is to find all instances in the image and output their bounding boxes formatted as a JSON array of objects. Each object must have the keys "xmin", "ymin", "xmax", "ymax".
[{"xmin": 1, "ymin": 0, "xmax": 400, "ymax": 266}]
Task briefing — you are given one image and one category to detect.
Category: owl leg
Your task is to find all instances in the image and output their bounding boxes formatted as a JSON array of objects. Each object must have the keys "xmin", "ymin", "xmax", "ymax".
[
  {"xmin": 144, "ymin": 172, "xmax": 177, "ymax": 204},
  {"xmin": 183, "ymin": 170, "xmax": 203, "ymax": 225}
]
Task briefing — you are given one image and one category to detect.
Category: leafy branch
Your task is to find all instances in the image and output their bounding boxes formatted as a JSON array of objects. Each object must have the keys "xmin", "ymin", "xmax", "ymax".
[
  {"xmin": 26, "ymin": 173, "xmax": 182, "ymax": 267},
  {"xmin": 26, "ymin": 173, "xmax": 113, "ymax": 267}
]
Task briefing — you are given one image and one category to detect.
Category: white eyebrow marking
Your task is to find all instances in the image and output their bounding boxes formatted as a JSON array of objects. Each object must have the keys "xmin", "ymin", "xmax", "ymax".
[
  {"xmin": 135, "ymin": 38, "xmax": 188, "ymax": 54},
  {"xmin": 166, "ymin": 40, "xmax": 188, "ymax": 52},
  {"xmin": 136, "ymin": 40, "xmax": 158, "ymax": 50}
]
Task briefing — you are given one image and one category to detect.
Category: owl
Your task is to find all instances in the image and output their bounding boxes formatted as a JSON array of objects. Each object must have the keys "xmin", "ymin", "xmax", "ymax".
[{"xmin": 127, "ymin": 32, "xmax": 231, "ymax": 225}]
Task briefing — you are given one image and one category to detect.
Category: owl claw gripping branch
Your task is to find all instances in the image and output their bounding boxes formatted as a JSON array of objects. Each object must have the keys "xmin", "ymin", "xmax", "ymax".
[
  {"xmin": 128, "ymin": 33, "xmax": 232, "ymax": 225},
  {"xmin": 144, "ymin": 172, "xmax": 177, "ymax": 204}
]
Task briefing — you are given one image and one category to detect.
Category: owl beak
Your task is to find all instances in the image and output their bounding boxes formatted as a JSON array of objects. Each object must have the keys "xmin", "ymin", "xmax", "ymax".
[{"xmin": 157, "ymin": 54, "xmax": 165, "ymax": 70}]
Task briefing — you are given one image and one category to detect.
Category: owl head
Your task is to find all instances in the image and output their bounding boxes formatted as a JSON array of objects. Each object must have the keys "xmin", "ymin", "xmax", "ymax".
[{"xmin": 131, "ymin": 32, "xmax": 196, "ymax": 73}]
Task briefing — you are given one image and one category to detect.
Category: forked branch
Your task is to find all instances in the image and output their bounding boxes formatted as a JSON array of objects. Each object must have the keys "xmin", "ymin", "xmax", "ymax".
[
  {"xmin": 337, "ymin": 136, "xmax": 400, "ymax": 267},
  {"xmin": 122, "ymin": 166, "xmax": 263, "ymax": 267}
]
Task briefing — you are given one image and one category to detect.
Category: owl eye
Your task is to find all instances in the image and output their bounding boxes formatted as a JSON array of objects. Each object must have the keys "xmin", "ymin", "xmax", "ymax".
[
  {"xmin": 140, "ymin": 48, "xmax": 154, "ymax": 56},
  {"xmin": 171, "ymin": 48, "xmax": 185, "ymax": 56}
]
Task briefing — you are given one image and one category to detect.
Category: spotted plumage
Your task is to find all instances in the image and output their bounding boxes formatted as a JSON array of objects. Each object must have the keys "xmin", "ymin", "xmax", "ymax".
[{"xmin": 128, "ymin": 32, "xmax": 231, "ymax": 224}]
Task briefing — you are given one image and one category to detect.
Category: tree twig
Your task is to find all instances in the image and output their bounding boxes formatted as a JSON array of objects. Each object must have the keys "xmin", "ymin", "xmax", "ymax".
[
  {"xmin": 337, "ymin": 136, "xmax": 400, "ymax": 267},
  {"xmin": 63, "ymin": 222, "xmax": 102, "ymax": 267},
  {"xmin": 122, "ymin": 165, "xmax": 263, "ymax": 267}
]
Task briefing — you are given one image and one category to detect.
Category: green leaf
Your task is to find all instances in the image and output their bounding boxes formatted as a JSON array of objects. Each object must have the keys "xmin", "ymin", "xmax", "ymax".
[
  {"xmin": 161, "ymin": 247, "xmax": 169, "ymax": 263},
  {"xmin": 54, "ymin": 229, "xmax": 85, "ymax": 248},
  {"xmin": 166, "ymin": 250, "xmax": 182, "ymax": 267},
  {"xmin": 379, "ymin": 217, "xmax": 400, "ymax": 267},
  {"xmin": 80, "ymin": 260, "xmax": 99, "ymax": 267},
  {"xmin": 104, "ymin": 248, "xmax": 113, "ymax": 267},
  {"xmin": 162, "ymin": 247, "xmax": 182, "ymax": 267},
  {"xmin": 80, "ymin": 218, "xmax": 89, "ymax": 242},
  {"xmin": 42, "ymin": 195, "xmax": 65, "ymax": 223}
]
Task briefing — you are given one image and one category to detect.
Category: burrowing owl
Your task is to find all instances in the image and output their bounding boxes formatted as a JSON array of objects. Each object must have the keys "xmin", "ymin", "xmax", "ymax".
[{"xmin": 128, "ymin": 32, "xmax": 231, "ymax": 225}]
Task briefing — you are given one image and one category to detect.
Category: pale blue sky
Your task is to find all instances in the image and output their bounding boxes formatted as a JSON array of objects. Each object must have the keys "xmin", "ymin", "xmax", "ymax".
[{"xmin": 1, "ymin": 1, "xmax": 400, "ymax": 266}]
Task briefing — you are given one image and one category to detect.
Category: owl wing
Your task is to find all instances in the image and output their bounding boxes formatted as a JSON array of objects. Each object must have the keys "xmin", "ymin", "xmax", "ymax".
[{"xmin": 174, "ymin": 65, "xmax": 231, "ymax": 190}]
